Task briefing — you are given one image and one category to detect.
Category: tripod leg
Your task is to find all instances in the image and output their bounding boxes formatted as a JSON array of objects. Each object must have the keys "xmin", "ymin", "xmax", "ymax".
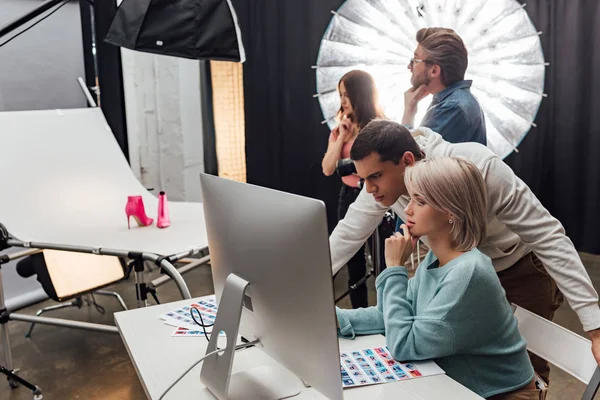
[
  {"xmin": 0, "ymin": 263, "xmax": 17, "ymax": 388},
  {"xmin": 149, "ymin": 287, "xmax": 160, "ymax": 305},
  {"xmin": 0, "ymin": 366, "xmax": 42, "ymax": 398},
  {"xmin": 25, "ymin": 301, "xmax": 80, "ymax": 338},
  {"xmin": 94, "ymin": 290, "xmax": 128, "ymax": 310},
  {"xmin": 1, "ymin": 325, "xmax": 17, "ymax": 389}
]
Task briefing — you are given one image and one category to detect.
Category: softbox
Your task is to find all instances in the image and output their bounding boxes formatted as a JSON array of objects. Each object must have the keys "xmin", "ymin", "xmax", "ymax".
[{"xmin": 104, "ymin": 0, "xmax": 245, "ymax": 62}]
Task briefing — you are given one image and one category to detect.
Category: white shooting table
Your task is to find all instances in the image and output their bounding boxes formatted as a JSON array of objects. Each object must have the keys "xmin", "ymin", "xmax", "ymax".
[{"xmin": 0, "ymin": 107, "xmax": 210, "ymax": 386}]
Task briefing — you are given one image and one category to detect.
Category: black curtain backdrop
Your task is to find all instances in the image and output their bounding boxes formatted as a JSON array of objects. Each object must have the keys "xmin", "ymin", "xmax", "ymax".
[
  {"xmin": 232, "ymin": 0, "xmax": 344, "ymax": 232},
  {"xmin": 78, "ymin": 1, "xmax": 96, "ymax": 96},
  {"xmin": 234, "ymin": 0, "xmax": 600, "ymax": 253},
  {"xmin": 200, "ymin": 60, "xmax": 219, "ymax": 176},
  {"xmin": 92, "ymin": 1, "xmax": 128, "ymax": 159},
  {"xmin": 505, "ymin": 0, "xmax": 600, "ymax": 254}
]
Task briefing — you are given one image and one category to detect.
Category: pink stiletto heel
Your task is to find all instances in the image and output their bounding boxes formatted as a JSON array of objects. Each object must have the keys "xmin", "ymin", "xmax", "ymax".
[{"xmin": 125, "ymin": 196, "xmax": 154, "ymax": 228}]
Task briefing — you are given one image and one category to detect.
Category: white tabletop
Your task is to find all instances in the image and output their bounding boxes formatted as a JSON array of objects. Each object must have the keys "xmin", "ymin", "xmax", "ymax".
[{"xmin": 115, "ymin": 297, "xmax": 484, "ymax": 400}]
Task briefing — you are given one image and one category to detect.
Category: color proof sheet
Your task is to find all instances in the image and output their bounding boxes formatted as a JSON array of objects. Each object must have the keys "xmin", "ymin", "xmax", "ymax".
[
  {"xmin": 158, "ymin": 295, "xmax": 221, "ymax": 336},
  {"xmin": 171, "ymin": 326, "xmax": 211, "ymax": 337},
  {"xmin": 340, "ymin": 346, "xmax": 444, "ymax": 388}
]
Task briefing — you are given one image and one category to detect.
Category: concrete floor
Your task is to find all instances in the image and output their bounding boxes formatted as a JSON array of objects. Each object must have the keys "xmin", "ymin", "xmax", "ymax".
[{"xmin": 2, "ymin": 254, "xmax": 600, "ymax": 400}]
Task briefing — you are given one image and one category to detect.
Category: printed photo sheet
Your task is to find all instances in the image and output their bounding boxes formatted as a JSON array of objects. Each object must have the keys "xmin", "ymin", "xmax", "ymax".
[
  {"xmin": 158, "ymin": 295, "xmax": 223, "ymax": 337},
  {"xmin": 340, "ymin": 346, "xmax": 444, "ymax": 388}
]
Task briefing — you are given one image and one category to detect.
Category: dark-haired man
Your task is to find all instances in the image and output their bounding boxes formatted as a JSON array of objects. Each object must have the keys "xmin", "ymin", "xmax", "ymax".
[{"xmin": 330, "ymin": 119, "xmax": 600, "ymax": 383}]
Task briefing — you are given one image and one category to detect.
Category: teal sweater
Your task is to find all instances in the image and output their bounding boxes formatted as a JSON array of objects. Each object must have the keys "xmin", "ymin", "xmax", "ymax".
[{"xmin": 336, "ymin": 249, "xmax": 534, "ymax": 398}]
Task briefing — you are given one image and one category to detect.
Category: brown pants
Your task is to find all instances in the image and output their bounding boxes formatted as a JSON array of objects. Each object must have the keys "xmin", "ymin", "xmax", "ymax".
[
  {"xmin": 488, "ymin": 387, "xmax": 547, "ymax": 400},
  {"xmin": 487, "ymin": 376, "xmax": 548, "ymax": 400},
  {"xmin": 497, "ymin": 252, "xmax": 564, "ymax": 384}
]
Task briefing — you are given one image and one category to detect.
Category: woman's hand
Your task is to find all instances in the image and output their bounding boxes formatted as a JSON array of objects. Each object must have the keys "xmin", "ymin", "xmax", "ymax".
[
  {"xmin": 322, "ymin": 115, "xmax": 357, "ymax": 176},
  {"xmin": 322, "ymin": 124, "xmax": 345, "ymax": 176},
  {"xmin": 384, "ymin": 224, "xmax": 418, "ymax": 267},
  {"xmin": 338, "ymin": 117, "xmax": 353, "ymax": 142},
  {"xmin": 332, "ymin": 125, "xmax": 340, "ymax": 135}
]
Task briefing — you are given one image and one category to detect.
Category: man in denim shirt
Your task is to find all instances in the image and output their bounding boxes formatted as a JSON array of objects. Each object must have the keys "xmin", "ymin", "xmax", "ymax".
[{"xmin": 402, "ymin": 28, "xmax": 486, "ymax": 145}]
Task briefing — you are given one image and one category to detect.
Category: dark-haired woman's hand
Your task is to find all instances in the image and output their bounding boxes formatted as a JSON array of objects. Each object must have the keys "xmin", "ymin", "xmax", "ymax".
[
  {"xmin": 330, "ymin": 125, "xmax": 340, "ymax": 140},
  {"xmin": 338, "ymin": 117, "xmax": 356, "ymax": 142}
]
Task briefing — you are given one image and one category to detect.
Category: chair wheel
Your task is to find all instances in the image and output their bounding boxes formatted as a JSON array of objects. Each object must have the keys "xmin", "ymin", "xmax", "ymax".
[{"xmin": 8, "ymin": 378, "xmax": 19, "ymax": 389}]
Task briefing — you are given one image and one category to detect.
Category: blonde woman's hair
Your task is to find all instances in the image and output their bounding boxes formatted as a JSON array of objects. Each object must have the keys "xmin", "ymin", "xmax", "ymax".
[{"xmin": 404, "ymin": 156, "xmax": 487, "ymax": 251}]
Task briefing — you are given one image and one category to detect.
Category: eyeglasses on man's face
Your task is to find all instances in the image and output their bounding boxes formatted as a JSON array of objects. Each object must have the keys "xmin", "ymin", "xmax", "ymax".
[{"xmin": 409, "ymin": 58, "xmax": 432, "ymax": 67}]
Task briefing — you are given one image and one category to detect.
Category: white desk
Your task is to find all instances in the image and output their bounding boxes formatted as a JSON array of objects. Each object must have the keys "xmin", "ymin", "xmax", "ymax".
[{"xmin": 115, "ymin": 298, "xmax": 484, "ymax": 400}]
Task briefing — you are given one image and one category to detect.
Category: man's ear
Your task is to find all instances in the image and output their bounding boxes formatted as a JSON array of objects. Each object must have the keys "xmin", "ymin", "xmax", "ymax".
[
  {"xmin": 429, "ymin": 64, "xmax": 441, "ymax": 79},
  {"xmin": 402, "ymin": 151, "xmax": 416, "ymax": 167}
]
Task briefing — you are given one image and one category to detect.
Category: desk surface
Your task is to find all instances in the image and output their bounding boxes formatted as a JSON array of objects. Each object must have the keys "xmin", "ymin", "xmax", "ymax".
[{"xmin": 115, "ymin": 298, "xmax": 484, "ymax": 400}]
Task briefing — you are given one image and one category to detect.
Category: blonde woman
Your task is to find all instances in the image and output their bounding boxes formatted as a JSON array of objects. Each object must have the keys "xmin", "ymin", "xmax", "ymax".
[{"xmin": 336, "ymin": 157, "xmax": 543, "ymax": 400}]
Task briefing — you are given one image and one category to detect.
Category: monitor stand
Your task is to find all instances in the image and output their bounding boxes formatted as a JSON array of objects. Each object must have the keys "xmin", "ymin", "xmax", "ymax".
[{"xmin": 200, "ymin": 273, "xmax": 302, "ymax": 400}]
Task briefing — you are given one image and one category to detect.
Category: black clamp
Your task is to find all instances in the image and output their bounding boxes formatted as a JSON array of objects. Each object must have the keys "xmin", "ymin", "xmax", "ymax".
[
  {"xmin": 146, "ymin": 283, "xmax": 160, "ymax": 304},
  {"xmin": 0, "ymin": 307, "xmax": 9, "ymax": 324},
  {"xmin": 127, "ymin": 252, "xmax": 145, "ymax": 273},
  {"xmin": 0, "ymin": 223, "xmax": 11, "ymax": 252},
  {"xmin": 155, "ymin": 255, "xmax": 173, "ymax": 274},
  {"xmin": 127, "ymin": 252, "xmax": 162, "ymax": 304},
  {"xmin": 154, "ymin": 255, "xmax": 168, "ymax": 267}
]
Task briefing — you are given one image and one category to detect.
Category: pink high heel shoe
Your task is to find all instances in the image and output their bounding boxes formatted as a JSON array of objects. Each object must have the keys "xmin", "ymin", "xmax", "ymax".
[
  {"xmin": 157, "ymin": 191, "xmax": 170, "ymax": 229},
  {"xmin": 125, "ymin": 196, "xmax": 154, "ymax": 229}
]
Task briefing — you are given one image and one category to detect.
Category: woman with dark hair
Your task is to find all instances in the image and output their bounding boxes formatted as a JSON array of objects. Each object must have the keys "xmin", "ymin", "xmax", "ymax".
[{"xmin": 321, "ymin": 70, "xmax": 385, "ymax": 309}]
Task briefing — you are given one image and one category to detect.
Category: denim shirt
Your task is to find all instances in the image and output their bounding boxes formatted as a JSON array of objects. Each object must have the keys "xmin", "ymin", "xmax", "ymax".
[{"xmin": 419, "ymin": 80, "xmax": 486, "ymax": 145}]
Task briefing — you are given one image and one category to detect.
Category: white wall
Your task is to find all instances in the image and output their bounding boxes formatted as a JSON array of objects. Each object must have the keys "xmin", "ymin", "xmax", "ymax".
[
  {"xmin": 121, "ymin": 50, "xmax": 205, "ymax": 201},
  {"xmin": 0, "ymin": 0, "xmax": 86, "ymax": 111},
  {"xmin": 114, "ymin": 0, "xmax": 205, "ymax": 201}
]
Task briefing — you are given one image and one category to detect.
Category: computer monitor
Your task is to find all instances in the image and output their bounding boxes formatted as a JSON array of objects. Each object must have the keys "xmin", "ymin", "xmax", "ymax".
[{"xmin": 199, "ymin": 173, "xmax": 343, "ymax": 400}]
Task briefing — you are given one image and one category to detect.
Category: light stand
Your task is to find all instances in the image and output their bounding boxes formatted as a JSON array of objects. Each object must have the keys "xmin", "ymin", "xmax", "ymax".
[{"xmin": 0, "ymin": 225, "xmax": 42, "ymax": 399}]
